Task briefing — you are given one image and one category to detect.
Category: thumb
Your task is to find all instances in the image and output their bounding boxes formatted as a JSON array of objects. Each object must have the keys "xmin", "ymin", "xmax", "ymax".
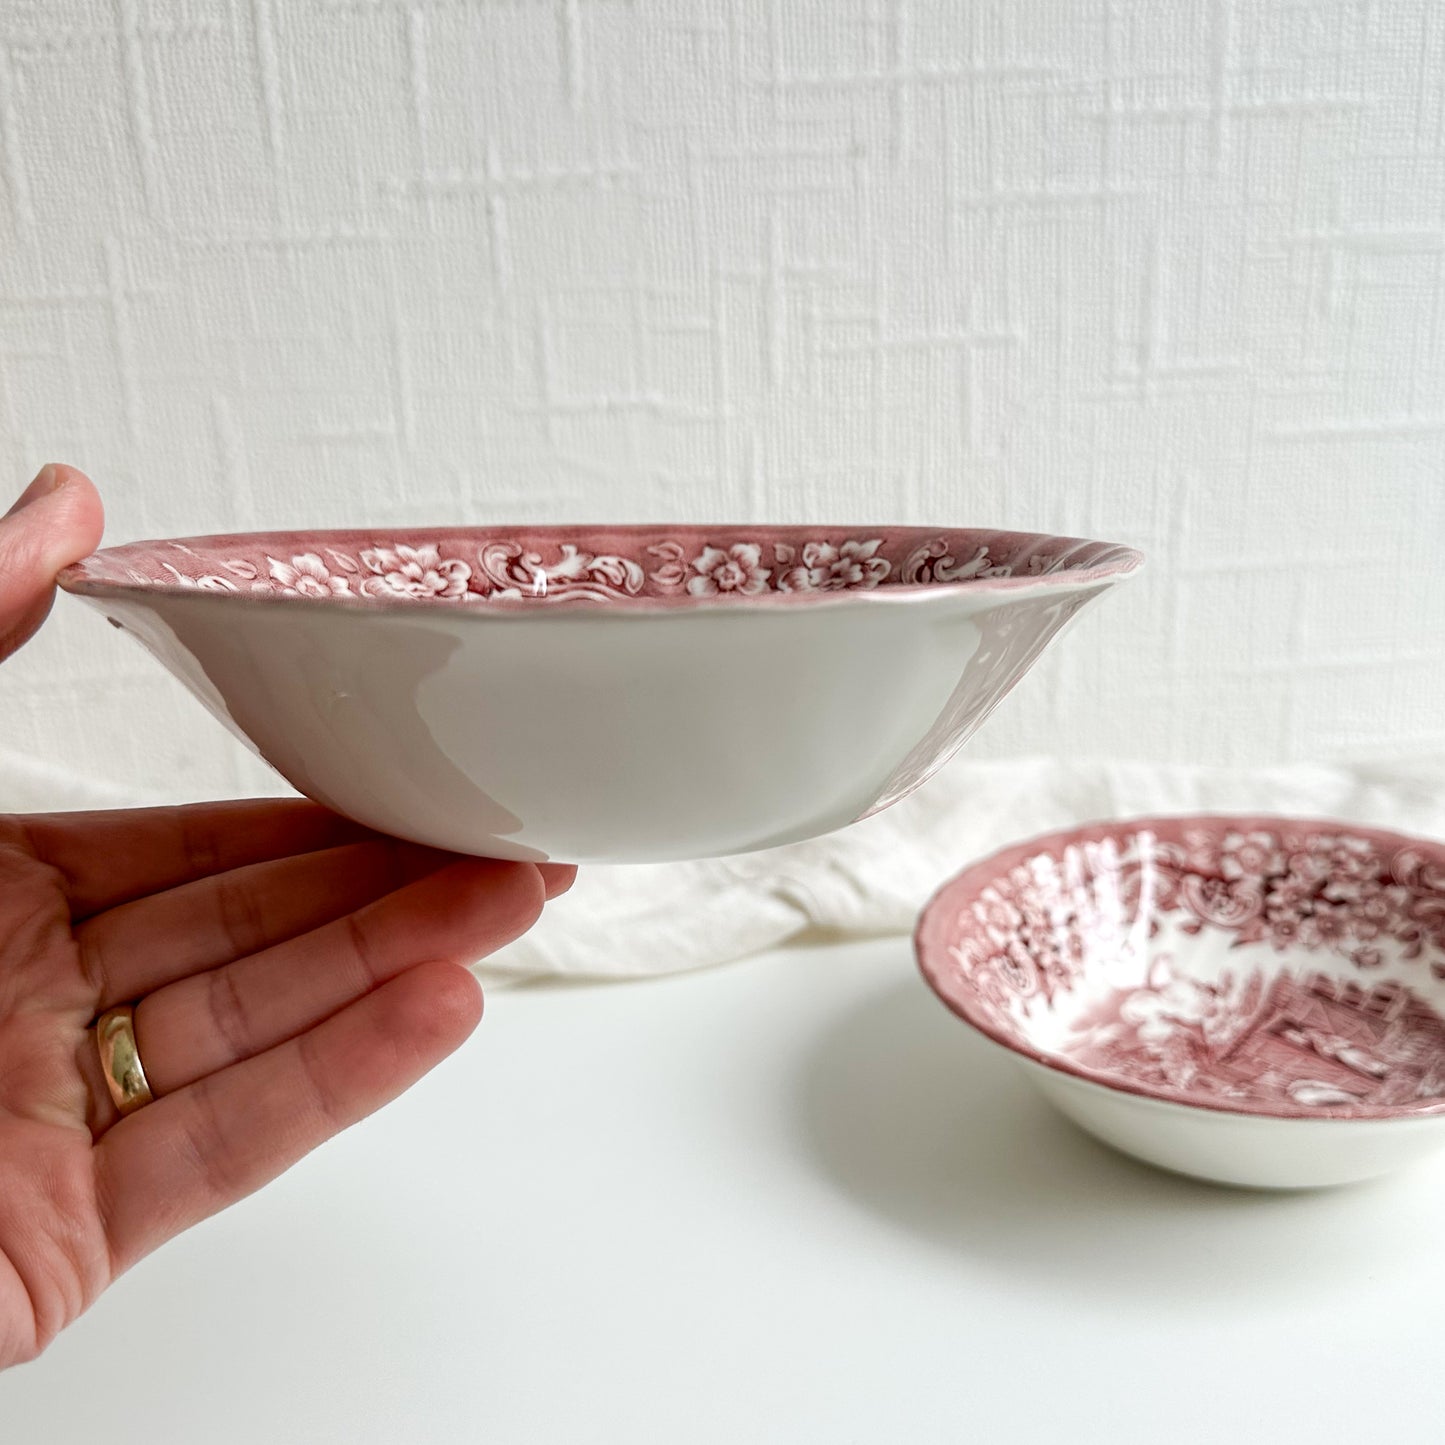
[{"xmin": 0, "ymin": 464, "xmax": 105, "ymax": 663}]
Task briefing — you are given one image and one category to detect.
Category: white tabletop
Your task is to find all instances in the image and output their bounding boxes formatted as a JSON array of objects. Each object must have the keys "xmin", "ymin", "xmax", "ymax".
[{"xmin": 3, "ymin": 936, "xmax": 1441, "ymax": 1443}]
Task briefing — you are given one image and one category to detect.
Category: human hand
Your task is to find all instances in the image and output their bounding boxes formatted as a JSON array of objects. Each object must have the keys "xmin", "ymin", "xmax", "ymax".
[{"xmin": 0, "ymin": 467, "xmax": 574, "ymax": 1368}]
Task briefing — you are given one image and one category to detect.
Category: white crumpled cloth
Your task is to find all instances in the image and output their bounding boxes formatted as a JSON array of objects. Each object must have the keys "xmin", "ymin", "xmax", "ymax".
[
  {"xmin": 4, "ymin": 746, "xmax": 1442, "ymax": 985},
  {"xmin": 481, "ymin": 754, "xmax": 1445, "ymax": 983}
]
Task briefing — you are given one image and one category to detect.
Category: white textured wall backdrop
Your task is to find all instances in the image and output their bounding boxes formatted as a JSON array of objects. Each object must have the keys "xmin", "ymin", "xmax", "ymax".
[{"xmin": 1, "ymin": 0, "xmax": 1443, "ymax": 801}]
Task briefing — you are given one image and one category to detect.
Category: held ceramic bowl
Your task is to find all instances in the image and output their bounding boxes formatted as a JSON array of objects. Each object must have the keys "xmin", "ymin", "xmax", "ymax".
[
  {"xmin": 916, "ymin": 817, "xmax": 1445, "ymax": 1189},
  {"xmin": 59, "ymin": 526, "xmax": 1141, "ymax": 865}
]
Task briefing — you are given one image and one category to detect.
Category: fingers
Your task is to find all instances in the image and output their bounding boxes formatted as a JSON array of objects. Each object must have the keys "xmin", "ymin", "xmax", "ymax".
[
  {"xmin": 27, "ymin": 797, "xmax": 575, "ymax": 922},
  {"xmin": 82, "ymin": 858, "xmax": 544, "ymax": 1131},
  {"xmin": 540, "ymin": 863, "xmax": 577, "ymax": 900},
  {"xmin": 0, "ymin": 465, "xmax": 104, "ymax": 662},
  {"xmin": 95, "ymin": 960, "xmax": 482, "ymax": 1272},
  {"xmin": 78, "ymin": 837, "xmax": 458, "ymax": 1006},
  {"xmin": 24, "ymin": 798, "xmax": 377, "ymax": 918},
  {"xmin": 77, "ymin": 840, "xmax": 575, "ymax": 1006}
]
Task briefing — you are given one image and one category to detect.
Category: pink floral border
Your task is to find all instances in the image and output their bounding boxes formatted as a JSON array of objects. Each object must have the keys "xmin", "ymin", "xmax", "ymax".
[
  {"xmin": 915, "ymin": 816, "xmax": 1445, "ymax": 1120},
  {"xmin": 58, "ymin": 526, "xmax": 1142, "ymax": 611}
]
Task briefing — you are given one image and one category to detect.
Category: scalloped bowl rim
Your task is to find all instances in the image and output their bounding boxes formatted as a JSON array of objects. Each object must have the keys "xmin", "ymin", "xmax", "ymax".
[{"xmin": 57, "ymin": 524, "xmax": 1145, "ymax": 617}]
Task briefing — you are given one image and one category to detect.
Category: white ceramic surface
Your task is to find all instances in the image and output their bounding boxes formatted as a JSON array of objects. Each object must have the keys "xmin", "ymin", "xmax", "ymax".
[
  {"xmin": 60, "ymin": 527, "xmax": 1140, "ymax": 864},
  {"xmin": 1020, "ymin": 1059, "xmax": 1445, "ymax": 1190}
]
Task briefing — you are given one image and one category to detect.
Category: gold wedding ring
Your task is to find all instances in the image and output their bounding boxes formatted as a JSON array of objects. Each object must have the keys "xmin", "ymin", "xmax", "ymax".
[{"xmin": 95, "ymin": 1005, "xmax": 154, "ymax": 1115}]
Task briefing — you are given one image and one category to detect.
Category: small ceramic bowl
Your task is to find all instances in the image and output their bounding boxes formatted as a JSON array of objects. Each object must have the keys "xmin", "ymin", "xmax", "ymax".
[
  {"xmin": 916, "ymin": 816, "xmax": 1445, "ymax": 1189},
  {"xmin": 59, "ymin": 526, "xmax": 1140, "ymax": 864}
]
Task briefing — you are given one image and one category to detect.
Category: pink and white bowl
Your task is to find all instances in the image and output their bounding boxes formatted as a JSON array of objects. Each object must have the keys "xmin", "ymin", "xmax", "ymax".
[
  {"xmin": 916, "ymin": 816, "xmax": 1445, "ymax": 1189},
  {"xmin": 59, "ymin": 525, "xmax": 1140, "ymax": 865}
]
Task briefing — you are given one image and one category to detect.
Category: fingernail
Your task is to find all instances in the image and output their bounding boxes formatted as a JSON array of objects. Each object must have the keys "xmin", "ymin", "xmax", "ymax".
[{"xmin": 4, "ymin": 464, "xmax": 63, "ymax": 519}]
